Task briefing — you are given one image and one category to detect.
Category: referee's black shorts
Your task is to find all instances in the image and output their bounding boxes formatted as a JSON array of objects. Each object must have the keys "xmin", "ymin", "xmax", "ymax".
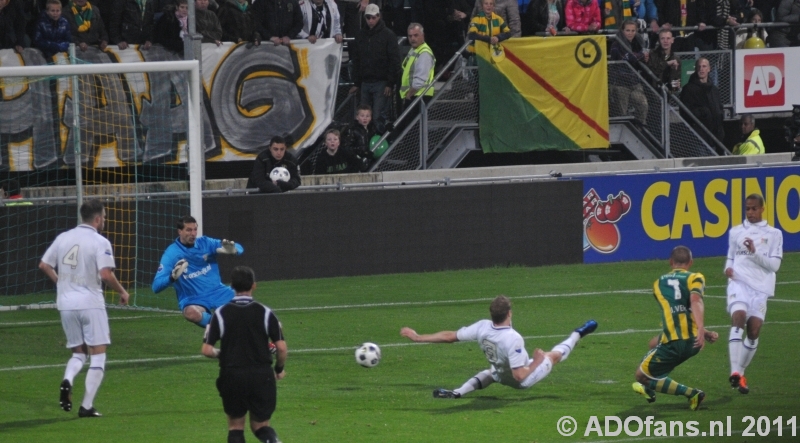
[{"xmin": 216, "ymin": 367, "xmax": 277, "ymax": 421}]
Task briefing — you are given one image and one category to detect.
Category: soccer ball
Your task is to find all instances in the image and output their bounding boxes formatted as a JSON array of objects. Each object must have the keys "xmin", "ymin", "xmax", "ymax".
[
  {"xmin": 355, "ymin": 342, "xmax": 381, "ymax": 368},
  {"xmin": 269, "ymin": 166, "xmax": 291, "ymax": 182}
]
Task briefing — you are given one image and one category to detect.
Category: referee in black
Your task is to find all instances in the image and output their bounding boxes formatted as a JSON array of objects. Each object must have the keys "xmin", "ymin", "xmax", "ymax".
[{"xmin": 202, "ymin": 266, "xmax": 287, "ymax": 443}]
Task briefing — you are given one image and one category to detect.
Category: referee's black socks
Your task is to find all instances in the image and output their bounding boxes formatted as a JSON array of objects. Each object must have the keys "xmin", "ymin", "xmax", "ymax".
[
  {"xmin": 254, "ymin": 425, "xmax": 279, "ymax": 443},
  {"xmin": 227, "ymin": 430, "xmax": 245, "ymax": 443}
]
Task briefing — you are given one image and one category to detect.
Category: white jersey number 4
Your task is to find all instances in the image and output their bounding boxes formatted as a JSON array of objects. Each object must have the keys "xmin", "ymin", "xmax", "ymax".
[{"xmin": 62, "ymin": 245, "xmax": 80, "ymax": 269}]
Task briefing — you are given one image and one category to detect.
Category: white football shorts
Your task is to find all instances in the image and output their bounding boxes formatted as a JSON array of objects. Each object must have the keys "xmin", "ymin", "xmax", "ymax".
[
  {"xmin": 726, "ymin": 280, "xmax": 769, "ymax": 321},
  {"xmin": 60, "ymin": 308, "xmax": 111, "ymax": 348}
]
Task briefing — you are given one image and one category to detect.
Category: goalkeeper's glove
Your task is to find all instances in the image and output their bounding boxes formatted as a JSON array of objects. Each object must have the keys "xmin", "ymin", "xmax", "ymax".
[
  {"xmin": 171, "ymin": 259, "xmax": 188, "ymax": 281},
  {"xmin": 216, "ymin": 239, "xmax": 237, "ymax": 255}
]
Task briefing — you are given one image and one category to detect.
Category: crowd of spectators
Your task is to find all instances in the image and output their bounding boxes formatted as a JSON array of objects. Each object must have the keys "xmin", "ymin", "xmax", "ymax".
[
  {"xmin": 2, "ymin": 0, "xmax": 793, "ymax": 187},
  {"xmin": 2, "ymin": 0, "xmax": 794, "ymax": 60}
]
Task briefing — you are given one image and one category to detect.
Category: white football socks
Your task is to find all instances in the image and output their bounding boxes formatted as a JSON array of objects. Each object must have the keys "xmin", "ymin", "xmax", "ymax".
[
  {"xmin": 454, "ymin": 370, "xmax": 493, "ymax": 396},
  {"xmin": 63, "ymin": 353, "xmax": 86, "ymax": 384},
  {"xmin": 739, "ymin": 337, "xmax": 759, "ymax": 375},
  {"xmin": 551, "ymin": 332, "xmax": 580, "ymax": 363},
  {"xmin": 82, "ymin": 353, "xmax": 106, "ymax": 410},
  {"xmin": 729, "ymin": 327, "xmax": 744, "ymax": 375}
]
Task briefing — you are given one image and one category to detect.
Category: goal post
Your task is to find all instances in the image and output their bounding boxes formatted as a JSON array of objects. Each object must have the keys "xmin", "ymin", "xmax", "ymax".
[{"xmin": 0, "ymin": 59, "xmax": 203, "ymax": 310}]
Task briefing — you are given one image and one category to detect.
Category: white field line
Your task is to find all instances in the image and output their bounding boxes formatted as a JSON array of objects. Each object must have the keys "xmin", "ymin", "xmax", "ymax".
[
  {"xmin": 2, "ymin": 293, "xmax": 798, "ymax": 325},
  {"xmin": 2, "ymin": 282, "xmax": 799, "ymax": 325},
  {"xmin": 2, "ymin": 321, "xmax": 800, "ymax": 373}
]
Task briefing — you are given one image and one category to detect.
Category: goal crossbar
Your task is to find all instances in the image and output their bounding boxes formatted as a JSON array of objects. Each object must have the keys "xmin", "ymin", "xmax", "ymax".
[{"xmin": 0, "ymin": 60, "xmax": 205, "ymax": 232}]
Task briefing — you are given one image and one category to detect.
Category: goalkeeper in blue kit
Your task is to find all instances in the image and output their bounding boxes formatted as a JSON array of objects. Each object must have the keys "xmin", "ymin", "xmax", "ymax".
[{"xmin": 153, "ymin": 215, "xmax": 244, "ymax": 327}]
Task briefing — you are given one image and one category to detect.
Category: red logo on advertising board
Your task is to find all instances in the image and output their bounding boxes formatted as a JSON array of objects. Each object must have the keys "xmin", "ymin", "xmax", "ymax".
[
  {"xmin": 744, "ymin": 53, "xmax": 784, "ymax": 108},
  {"xmin": 582, "ymin": 189, "xmax": 632, "ymax": 254}
]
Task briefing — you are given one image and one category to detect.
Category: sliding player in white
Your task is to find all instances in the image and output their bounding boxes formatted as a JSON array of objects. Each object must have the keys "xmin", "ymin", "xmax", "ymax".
[
  {"xmin": 725, "ymin": 194, "xmax": 783, "ymax": 394},
  {"xmin": 39, "ymin": 200, "xmax": 129, "ymax": 417},
  {"xmin": 400, "ymin": 295, "xmax": 597, "ymax": 398}
]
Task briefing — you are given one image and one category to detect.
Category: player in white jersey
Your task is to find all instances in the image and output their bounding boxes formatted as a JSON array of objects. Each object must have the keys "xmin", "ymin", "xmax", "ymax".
[
  {"xmin": 39, "ymin": 200, "xmax": 130, "ymax": 418},
  {"xmin": 724, "ymin": 194, "xmax": 783, "ymax": 394},
  {"xmin": 400, "ymin": 295, "xmax": 597, "ymax": 398}
]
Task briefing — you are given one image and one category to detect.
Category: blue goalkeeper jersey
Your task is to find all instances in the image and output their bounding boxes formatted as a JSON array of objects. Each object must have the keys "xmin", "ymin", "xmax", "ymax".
[{"xmin": 152, "ymin": 236, "xmax": 244, "ymax": 310}]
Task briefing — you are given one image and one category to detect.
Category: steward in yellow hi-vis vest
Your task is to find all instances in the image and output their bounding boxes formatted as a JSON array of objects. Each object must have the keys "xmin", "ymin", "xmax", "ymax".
[
  {"xmin": 632, "ymin": 246, "xmax": 719, "ymax": 411},
  {"xmin": 400, "ymin": 41, "xmax": 435, "ymax": 100}
]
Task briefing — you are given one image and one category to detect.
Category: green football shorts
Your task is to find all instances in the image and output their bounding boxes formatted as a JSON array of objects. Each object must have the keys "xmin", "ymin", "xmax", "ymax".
[{"xmin": 639, "ymin": 338, "xmax": 701, "ymax": 379}]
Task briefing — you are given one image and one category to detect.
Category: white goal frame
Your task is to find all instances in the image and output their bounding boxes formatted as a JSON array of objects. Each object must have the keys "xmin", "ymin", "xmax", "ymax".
[{"xmin": 0, "ymin": 60, "xmax": 205, "ymax": 232}]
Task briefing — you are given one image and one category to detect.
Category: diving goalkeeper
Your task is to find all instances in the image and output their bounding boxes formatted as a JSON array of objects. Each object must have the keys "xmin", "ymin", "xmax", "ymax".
[{"xmin": 152, "ymin": 215, "xmax": 243, "ymax": 328}]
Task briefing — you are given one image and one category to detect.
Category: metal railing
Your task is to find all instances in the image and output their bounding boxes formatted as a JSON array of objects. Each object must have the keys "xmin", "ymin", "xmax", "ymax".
[{"xmin": 325, "ymin": 24, "xmax": 793, "ymax": 171}]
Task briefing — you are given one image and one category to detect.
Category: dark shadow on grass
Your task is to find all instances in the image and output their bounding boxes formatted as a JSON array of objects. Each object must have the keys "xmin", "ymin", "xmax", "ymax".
[
  {"xmin": 0, "ymin": 417, "xmax": 75, "ymax": 432},
  {"xmin": 425, "ymin": 394, "xmax": 558, "ymax": 414},
  {"xmin": 112, "ymin": 356, "xmax": 207, "ymax": 372},
  {"xmin": 615, "ymin": 394, "xmax": 735, "ymax": 418}
]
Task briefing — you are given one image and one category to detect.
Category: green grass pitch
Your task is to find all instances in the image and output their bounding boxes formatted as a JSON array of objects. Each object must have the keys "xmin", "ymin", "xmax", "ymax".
[{"xmin": 1, "ymin": 254, "xmax": 799, "ymax": 442}]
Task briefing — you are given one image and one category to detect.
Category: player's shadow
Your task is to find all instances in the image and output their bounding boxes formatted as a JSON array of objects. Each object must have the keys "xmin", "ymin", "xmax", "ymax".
[
  {"xmin": 0, "ymin": 417, "xmax": 74, "ymax": 432},
  {"xmin": 615, "ymin": 394, "xmax": 735, "ymax": 417},
  {"xmin": 112, "ymin": 357, "xmax": 207, "ymax": 372},
  {"xmin": 428, "ymin": 394, "xmax": 558, "ymax": 414}
]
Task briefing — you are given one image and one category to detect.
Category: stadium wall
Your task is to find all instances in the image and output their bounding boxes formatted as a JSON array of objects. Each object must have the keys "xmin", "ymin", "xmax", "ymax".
[{"xmin": 204, "ymin": 181, "xmax": 583, "ymax": 281}]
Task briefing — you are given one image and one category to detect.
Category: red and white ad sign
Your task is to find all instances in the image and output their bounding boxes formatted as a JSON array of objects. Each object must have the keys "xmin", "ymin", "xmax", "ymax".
[{"xmin": 736, "ymin": 47, "xmax": 800, "ymax": 113}]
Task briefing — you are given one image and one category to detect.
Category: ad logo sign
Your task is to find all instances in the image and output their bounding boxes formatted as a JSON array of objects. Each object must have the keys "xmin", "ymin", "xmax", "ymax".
[
  {"xmin": 744, "ymin": 53, "xmax": 784, "ymax": 108},
  {"xmin": 582, "ymin": 189, "xmax": 632, "ymax": 254}
]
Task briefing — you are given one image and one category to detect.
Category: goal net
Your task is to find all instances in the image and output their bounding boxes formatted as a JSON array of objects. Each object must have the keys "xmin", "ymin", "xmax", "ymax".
[{"xmin": 0, "ymin": 49, "xmax": 203, "ymax": 312}]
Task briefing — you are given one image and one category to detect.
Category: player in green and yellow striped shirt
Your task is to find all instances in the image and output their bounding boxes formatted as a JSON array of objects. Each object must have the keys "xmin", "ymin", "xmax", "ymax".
[{"xmin": 633, "ymin": 246, "xmax": 719, "ymax": 410}]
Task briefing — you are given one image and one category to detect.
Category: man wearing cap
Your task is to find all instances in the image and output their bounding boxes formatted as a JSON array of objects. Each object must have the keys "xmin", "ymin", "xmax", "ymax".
[{"xmin": 347, "ymin": 3, "xmax": 401, "ymax": 134}]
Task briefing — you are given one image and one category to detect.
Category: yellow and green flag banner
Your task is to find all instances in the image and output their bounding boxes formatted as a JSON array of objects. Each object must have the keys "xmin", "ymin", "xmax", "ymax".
[{"xmin": 476, "ymin": 36, "xmax": 609, "ymax": 153}]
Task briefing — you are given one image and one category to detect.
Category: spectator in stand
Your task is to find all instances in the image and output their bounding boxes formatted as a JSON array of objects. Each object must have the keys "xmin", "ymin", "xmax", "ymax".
[
  {"xmin": 749, "ymin": 0, "xmax": 775, "ymax": 20},
  {"xmin": 472, "ymin": 0, "xmax": 521, "ymax": 36},
  {"xmin": 736, "ymin": 8, "xmax": 768, "ymax": 48},
  {"xmin": 449, "ymin": 0, "xmax": 472, "ymax": 44},
  {"xmin": 335, "ymin": 0, "xmax": 370, "ymax": 38},
  {"xmin": 217, "ymin": 0, "xmax": 260, "ymax": 44},
  {"xmin": 0, "ymin": 0, "xmax": 25, "ymax": 53},
  {"xmin": 732, "ymin": 114, "xmax": 765, "ymax": 155},
  {"xmin": 633, "ymin": 0, "xmax": 659, "ymax": 34},
  {"xmin": 420, "ymin": 0, "xmax": 451, "ymax": 74},
  {"xmin": 313, "ymin": 129, "xmax": 366, "ymax": 174},
  {"xmin": 247, "ymin": 135, "xmax": 301, "ymax": 193},
  {"xmin": 602, "ymin": 0, "xmax": 634, "ymax": 31},
  {"xmin": 468, "ymin": 0, "xmax": 512, "ymax": 54},
  {"xmin": 347, "ymin": 3, "xmax": 400, "ymax": 134},
  {"xmin": 195, "ymin": 0, "xmax": 222, "ymax": 45},
  {"xmin": 2, "ymin": 179, "xmax": 32, "ymax": 205},
  {"xmin": 610, "ymin": 19, "xmax": 649, "ymax": 123},
  {"xmin": 109, "ymin": 0, "xmax": 154, "ymax": 50},
  {"xmin": 343, "ymin": 103, "xmax": 378, "ymax": 167},
  {"xmin": 524, "ymin": 0, "xmax": 568, "ymax": 36},
  {"xmin": 153, "ymin": 0, "xmax": 187, "ymax": 56},
  {"xmin": 252, "ymin": 0, "xmax": 303, "ymax": 46},
  {"xmin": 647, "ymin": 28, "xmax": 681, "ymax": 92},
  {"xmin": 298, "ymin": 0, "xmax": 342, "ymax": 43},
  {"xmin": 680, "ymin": 57, "xmax": 725, "ymax": 144},
  {"xmin": 699, "ymin": 0, "xmax": 740, "ymax": 49},
  {"xmin": 63, "ymin": 0, "xmax": 109, "ymax": 51},
  {"xmin": 33, "ymin": 0, "xmax": 71, "ymax": 58},
  {"xmin": 564, "ymin": 0, "xmax": 600, "ymax": 33},
  {"xmin": 770, "ymin": 0, "xmax": 800, "ymax": 47},
  {"xmin": 655, "ymin": 0, "xmax": 710, "ymax": 51}
]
